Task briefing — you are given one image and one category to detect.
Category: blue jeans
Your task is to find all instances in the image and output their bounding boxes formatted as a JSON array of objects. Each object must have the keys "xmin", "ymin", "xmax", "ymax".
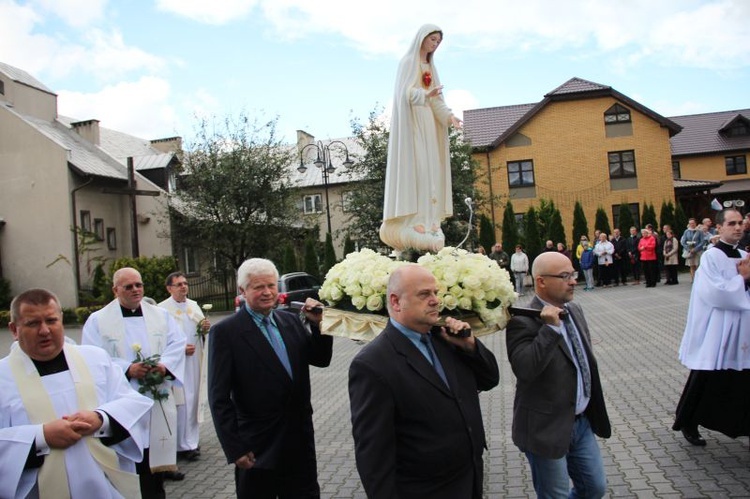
[
  {"xmin": 514, "ymin": 272, "xmax": 526, "ymax": 295},
  {"xmin": 524, "ymin": 415, "xmax": 607, "ymax": 499}
]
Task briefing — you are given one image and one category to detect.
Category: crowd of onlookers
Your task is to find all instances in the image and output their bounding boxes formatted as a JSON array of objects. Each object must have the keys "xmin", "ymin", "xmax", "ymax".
[{"xmin": 482, "ymin": 212, "xmax": 750, "ymax": 294}]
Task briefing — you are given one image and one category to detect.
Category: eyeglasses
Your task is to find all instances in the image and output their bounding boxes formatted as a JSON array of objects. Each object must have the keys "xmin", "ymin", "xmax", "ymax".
[
  {"xmin": 122, "ymin": 282, "xmax": 144, "ymax": 291},
  {"xmin": 541, "ymin": 272, "xmax": 578, "ymax": 281}
]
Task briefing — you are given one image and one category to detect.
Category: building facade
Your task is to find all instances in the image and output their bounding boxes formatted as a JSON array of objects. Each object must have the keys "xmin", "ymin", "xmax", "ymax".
[
  {"xmin": 0, "ymin": 61, "xmax": 176, "ymax": 307},
  {"xmin": 464, "ymin": 77, "xmax": 682, "ymax": 241}
]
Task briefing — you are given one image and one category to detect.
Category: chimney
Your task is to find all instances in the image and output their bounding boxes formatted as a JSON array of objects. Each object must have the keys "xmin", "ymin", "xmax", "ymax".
[
  {"xmin": 150, "ymin": 136, "xmax": 182, "ymax": 153},
  {"xmin": 70, "ymin": 119, "xmax": 100, "ymax": 145}
]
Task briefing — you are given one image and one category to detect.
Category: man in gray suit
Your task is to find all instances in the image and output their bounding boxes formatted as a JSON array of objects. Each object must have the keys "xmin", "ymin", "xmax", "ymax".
[{"xmin": 506, "ymin": 252, "xmax": 611, "ymax": 498}]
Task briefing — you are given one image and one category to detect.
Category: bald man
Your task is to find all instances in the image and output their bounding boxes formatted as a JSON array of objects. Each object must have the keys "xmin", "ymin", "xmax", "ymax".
[
  {"xmin": 349, "ymin": 264, "xmax": 499, "ymax": 499},
  {"xmin": 506, "ymin": 252, "xmax": 611, "ymax": 498}
]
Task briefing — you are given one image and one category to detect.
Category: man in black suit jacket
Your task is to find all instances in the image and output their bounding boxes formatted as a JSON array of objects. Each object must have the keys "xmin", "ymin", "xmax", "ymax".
[
  {"xmin": 349, "ymin": 264, "xmax": 499, "ymax": 499},
  {"xmin": 208, "ymin": 258, "xmax": 333, "ymax": 498},
  {"xmin": 506, "ymin": 252, "xmax": 611, "ymax": 498}
]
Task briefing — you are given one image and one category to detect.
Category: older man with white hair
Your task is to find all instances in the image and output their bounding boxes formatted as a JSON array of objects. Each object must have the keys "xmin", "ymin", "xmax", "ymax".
[{"xmin": 208, "ymin": 258, "xmax": 332, "ymax": 498}]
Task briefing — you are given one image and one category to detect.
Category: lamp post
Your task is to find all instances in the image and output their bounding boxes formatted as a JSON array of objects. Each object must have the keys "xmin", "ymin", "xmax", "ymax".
[{"xmin": 298, "ymin": 140, "xmax": 354, "ymax": 235}]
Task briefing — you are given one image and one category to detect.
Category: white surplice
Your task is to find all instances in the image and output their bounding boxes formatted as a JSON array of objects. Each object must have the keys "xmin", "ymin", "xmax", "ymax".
[
  {"xmin": 82, "ymin": 299, "xmax": 186, "ymax": 471},
  {"xmin": 679, "ymin": 245, "xmax": 750, "ymax": 370},
  {"xmin": 158, "ymin": 296, "xmax": 206, "ymax": 452},
  {"xmin": 0, "ymin": 344, "xmax": 152, "ymax": 499}
]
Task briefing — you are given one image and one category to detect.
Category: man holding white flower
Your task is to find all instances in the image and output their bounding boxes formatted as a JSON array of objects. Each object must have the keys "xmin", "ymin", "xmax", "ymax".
[
  {"xmin": 349, "ymin": 263, "xmax": 499, "ymax": 499},
  {"xmin": 159, "ymin": 272, "xmax": 210, "ymax": 464},
  {"xmin": 83, "ymin": 267, "xmax": 186, "ymax": 499}
]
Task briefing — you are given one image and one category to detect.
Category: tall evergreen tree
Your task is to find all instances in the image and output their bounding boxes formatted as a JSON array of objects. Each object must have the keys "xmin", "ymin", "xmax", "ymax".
[
  {"xmin": 501, "ymin": 201, "xmax": 519, "ymax": 253},
  {"xmin": 642, "ymin": 202, "xmax": 658, "ymax": 229},
  {"xmin": 343, "ymin": 234, "xmax": 356, "ymax": 256},
  {"xmin": 594, "ymin": 207, "xmax": 612, "ymax": 235},
  {"xmin": 303, "ymin": 238, "xmax": 319, "ymax": 279},
  {"xmin": 282, "ymin": 242, "xmax": 297, "ymax": 274},
  {"xmin": 674, "ymin": 201, "xmax": 689, "ymax": 240},
  {"xmin": 660, "ymin": 200, "xmax": 676, "ymax": 232},
  {"xmin": 537, "ymin": 199, "xmax": 556, "ymax": 243},
  {"xmin": 618, "ymin": 203, "xmax": 635, "ymax": 234},
  {"xmin": 572, "ymin": 201, "xmax": 589, "ymax": 243},
  {"xmin": 523, "ymin": 207, "xmax": 542, "ymax": 265},
  {"xmin": 479, "ymin": 214, "xmax": 495, "ymax": 253},
  {"xmin": 549, "ymin": 208, "xmax": 566, "ymax": 247},
  {"xmin": 321, "ymin": 232, "xmax": 337, "ymax": 278}
]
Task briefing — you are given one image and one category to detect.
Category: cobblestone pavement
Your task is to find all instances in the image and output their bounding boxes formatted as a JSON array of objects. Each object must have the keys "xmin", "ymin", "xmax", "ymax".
[{"xmin": 4, "ymin": 278, "xmax": 749, "ymax": 498}]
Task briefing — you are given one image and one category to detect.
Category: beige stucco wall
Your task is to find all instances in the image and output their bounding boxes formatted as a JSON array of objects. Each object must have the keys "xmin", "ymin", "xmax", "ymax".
[
  {"xmin": 0, "ymin": 108, "xmax": 78, "ymax": 306},
  {"xmin": 298, "ymin": 182, "xmax": 354, "ymax": 258},
  {"xmin": 0, "ymin": 76, "xmax": 57, "ymax": 122}
]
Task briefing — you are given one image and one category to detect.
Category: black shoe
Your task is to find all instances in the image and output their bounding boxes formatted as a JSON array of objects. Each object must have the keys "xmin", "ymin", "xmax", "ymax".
[
  {"xmin": 682, "ymin": 428, "xmax": 707, "ymax": 446},
  {"xmin": 161, "ymin": 470, "xmax": 186, "ymax": 481},
  {"xmin": 178, "ymin": 449, "xmax": 201, "ymax": 461}
]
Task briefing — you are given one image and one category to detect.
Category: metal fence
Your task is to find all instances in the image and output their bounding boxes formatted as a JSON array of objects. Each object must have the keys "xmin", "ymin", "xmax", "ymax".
[{"xmin": 187, "ymin": 270, "xmax": 237, "ymax": 311}]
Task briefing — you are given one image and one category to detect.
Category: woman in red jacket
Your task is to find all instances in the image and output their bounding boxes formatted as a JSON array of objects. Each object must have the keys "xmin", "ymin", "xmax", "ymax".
[{"xmin": 638, "ymin": 228, "xmax": 658, "ymax": 287}]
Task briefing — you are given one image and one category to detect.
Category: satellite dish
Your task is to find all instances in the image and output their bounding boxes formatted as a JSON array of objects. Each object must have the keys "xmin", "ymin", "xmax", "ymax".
[
  {"xmin": 736, "ymin": 200, "xmax": 745, "ymax": 207},
  {"xmin": 723, "ymin": 200, "xmax": 733, "ymax": 207}
]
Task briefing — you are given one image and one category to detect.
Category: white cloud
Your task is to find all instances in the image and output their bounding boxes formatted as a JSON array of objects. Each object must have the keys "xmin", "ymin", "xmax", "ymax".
[
  {"xmin": 33, "ymin": 0, "xmax": 106, "ymax": 28},
  {"xmin": 155, "ymin": 0, "xmax": 258, "ymax": 24},
  {"xmin": 445, "ymin": 89, "xmax": 479, "ymax": 120},
  {"xmin": 57, "ymin": 76, "xmax": 179, "ymax": 139}
]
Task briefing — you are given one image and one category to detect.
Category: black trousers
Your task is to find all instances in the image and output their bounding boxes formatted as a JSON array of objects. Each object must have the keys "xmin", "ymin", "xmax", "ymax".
[
  {"xmin": 642, "ymin": 260, "xmax": 658, "ymax": 287},
  {"xmin": 136, "ymin": 448, "xmax": 166, "ymax": 499},
  {"xmin": 236, "ymin": 465, "xmax": 320, "ymax": 499},
  {"xmin": 665, "ymin": 264, "xmax": 679, "ymax": 284}
]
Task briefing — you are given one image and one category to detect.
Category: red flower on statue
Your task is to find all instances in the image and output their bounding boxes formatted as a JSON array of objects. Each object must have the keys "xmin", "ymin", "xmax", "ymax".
[{"xmin": 422, "ymin": 71, "xmax": 432, "ymax": 88}]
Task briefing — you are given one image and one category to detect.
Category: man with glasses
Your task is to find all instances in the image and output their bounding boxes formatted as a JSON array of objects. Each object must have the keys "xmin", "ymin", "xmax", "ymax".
[
  {"xmin": 83, "ymin": 267, "xmax": 186, "ymax": 499},
  {"xmin": 506, "ymin": 252, "xmax": 611, "ymax": 498},
  {"xmin": 159, "ymin": 272, "xmax": 210, "ymax": 468}
]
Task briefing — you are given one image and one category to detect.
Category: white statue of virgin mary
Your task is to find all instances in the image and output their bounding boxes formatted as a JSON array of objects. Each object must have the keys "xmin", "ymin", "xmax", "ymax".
[{"xmin": 379, "ymin": 24, "xmax": 463, "ymax": 254}]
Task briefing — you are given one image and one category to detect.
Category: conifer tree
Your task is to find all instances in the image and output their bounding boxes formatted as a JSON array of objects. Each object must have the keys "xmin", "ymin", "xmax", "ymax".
[
  {"xmin": 572, "ymin": 201, "xmax": 589, "ymax": 243},
  {"xmin": 618, "ymin": 203, "xmax": 635, "ymax": 234},
  {"xmin": 479, "ymin": 215, "xmax": 495, "ymax": 254},
  {"xmin": 594, "ymin": 207, "xmax": 612, "ymax": 235},
  {"xmin": 523, "ymin": 207, "xmax": 542, "ymax": 264},
  {"xmin": 501, "ymin": 201, "xmax": 519, "ymax": 252}
]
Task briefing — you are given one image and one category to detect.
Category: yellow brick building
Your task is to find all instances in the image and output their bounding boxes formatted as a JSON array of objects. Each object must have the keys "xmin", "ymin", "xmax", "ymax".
[{"xmin": 464, "ymin": 78, "xmax": 682, "ymax": 242}]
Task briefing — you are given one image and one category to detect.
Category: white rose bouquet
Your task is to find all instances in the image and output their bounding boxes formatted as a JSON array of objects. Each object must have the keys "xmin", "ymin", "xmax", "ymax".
[
  {"xmin": 319, "ymin": 247, "xmax": 516, "ymax": 331},
  {"xmin": 319, "ymin": 248, "xmax": 405, "ymax": 313},
  {"xmin": 417, "ymin": 247, "xmax": 516, "ymax": 330}
]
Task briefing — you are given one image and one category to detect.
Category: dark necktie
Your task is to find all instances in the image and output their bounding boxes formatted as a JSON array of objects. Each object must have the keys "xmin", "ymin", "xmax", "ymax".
[
  {"xmin": 419, "ymin": 334, "xmax": 450, "ymax": 388},
  {"xmin": 563, "ymin": 312, "xmax": 591, "ymax": 397},
  {"xmin": 262, "ymin": 315, "xmax": 293, "ymax": 378}
]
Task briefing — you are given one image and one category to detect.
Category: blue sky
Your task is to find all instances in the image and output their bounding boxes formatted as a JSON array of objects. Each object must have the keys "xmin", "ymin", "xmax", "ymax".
[{"xmin": 1, "ymin": 0, "xmax": 748, "ymax": 145}]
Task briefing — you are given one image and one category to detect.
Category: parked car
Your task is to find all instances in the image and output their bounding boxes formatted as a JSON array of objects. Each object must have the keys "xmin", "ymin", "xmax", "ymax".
[{"xmin": 234, "ymin": 272, "xmax": 322, "ymax": 312}]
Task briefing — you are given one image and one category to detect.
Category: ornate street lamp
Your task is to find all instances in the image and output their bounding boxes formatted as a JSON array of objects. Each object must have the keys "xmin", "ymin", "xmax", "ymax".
[{"xmin": 297, "ymin": 140, "xmax": 354, "ymax": 235}]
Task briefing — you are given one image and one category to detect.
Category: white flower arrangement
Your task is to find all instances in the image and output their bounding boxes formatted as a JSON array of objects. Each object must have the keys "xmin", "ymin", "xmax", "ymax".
[
  {"xmin": 319, "ymin": 246, "xmax": 516, "ymax": 330},
  {"xmin": 417, "ymin": 247, "xmax": 516, "ymax": 330},
  {"xmin": 319, "ymin": 248, "xmax": 406, "ymax": 313}
]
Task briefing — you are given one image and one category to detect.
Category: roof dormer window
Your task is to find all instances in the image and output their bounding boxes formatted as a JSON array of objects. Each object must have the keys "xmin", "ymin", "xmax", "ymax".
[{"xmin": 604, "ymin": 103, "xmax": 631, "ymax": 124}]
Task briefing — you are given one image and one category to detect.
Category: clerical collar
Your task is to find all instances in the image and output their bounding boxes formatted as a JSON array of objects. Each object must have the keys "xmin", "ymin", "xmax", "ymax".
[
  {"xmin": 715, "ymin": 240, "xmax": 741, "ymax": 258},
  {"xmin": 120, "ymin": 305, "xmax": 143, "ymax": 317},
  {"xmin": 32, "ymin": 350, "xmax": 69, "ymax": 376}
]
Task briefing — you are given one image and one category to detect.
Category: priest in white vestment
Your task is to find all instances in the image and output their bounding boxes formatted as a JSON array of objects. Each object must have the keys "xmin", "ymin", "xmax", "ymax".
[
  {"xmin": 379, "ymin": 24, "xmax": 463, "ymax": 254},
  {"xmin": 158, "ymin": 271, "xmax": 210, "ymax": 462},
  {"xmin": 673, "ymin": 208, "xmax": 750, "ymax": 446},
  {"xmin": 1, "ymin": 288, "xmax": 152, "ymax": 499},
  {"xmin": 82, "ymin": 267, "xmax": 186, "ymax": 499}
]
